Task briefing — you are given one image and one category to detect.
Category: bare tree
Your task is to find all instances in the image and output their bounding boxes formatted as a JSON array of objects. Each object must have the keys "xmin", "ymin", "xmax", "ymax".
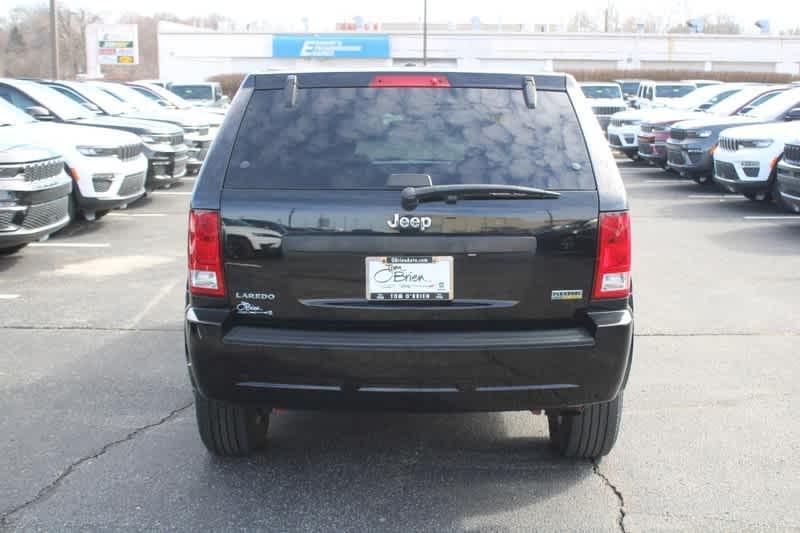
[{"xmin": 567, "ymin": 11, "xmax": 601, "ymax": 32}]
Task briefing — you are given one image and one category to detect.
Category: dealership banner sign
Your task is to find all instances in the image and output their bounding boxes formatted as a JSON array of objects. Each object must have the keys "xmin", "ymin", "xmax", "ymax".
[
  {"xmin": 273, "ymin": 34, "xmax": 390, "ymax": 58},
  {"xmin": 90, "ymin": 24, "xmax": 139, "ymax": 65}
]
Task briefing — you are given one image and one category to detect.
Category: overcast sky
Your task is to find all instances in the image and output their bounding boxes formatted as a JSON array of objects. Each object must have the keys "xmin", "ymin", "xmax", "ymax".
[{"xmin": 4, "ymin": 0, "xmax": 794, "ymax": 32}]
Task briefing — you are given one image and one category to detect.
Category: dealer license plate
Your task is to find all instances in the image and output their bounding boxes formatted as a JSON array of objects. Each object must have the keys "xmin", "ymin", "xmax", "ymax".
[{"xmin": 365, "ymin": 256, "xmax": 453, "ymax": 302}]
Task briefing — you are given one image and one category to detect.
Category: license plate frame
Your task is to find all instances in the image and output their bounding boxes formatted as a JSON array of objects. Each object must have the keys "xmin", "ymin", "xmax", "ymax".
[{"xmin": 365, "ymin": 256, "xmax": 454, "ymax": 302}]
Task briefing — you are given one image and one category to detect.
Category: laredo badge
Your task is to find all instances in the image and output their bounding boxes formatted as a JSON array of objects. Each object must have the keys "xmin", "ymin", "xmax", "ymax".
[{"xmin": 551, "ymin": 289, "xmax": 583, "ymax": 301}]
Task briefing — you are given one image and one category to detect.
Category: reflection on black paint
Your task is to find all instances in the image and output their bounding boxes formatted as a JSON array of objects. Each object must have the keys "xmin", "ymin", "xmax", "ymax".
[{"xmin": 226, "ymin": 88, "xmax": 595, "ymax": 191}]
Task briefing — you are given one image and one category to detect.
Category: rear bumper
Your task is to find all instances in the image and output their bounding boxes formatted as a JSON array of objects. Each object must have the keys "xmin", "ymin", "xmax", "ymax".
[{"xmin": 185, "ymin": 307, "xmax": 634, "ymax": 411}]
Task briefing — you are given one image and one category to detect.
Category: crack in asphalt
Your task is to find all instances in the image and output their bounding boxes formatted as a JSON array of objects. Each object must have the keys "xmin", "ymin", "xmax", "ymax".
[
  {"xmin": 591, "ymin": 459, "xmax": 627, "ymax": 533},
  {"xmin": 0, "ymin": 403, "xmax": 193, "ymax": 528},
  {"xmin": 0, "ymin": 325, "xmax": 182, "ymax": 332}
]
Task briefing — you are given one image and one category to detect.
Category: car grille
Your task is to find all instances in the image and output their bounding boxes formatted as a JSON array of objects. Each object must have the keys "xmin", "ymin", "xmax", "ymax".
[
  {"xmin": 198, "ymin": 127, "xmax": 209, "ymax": 136},
  {"xmin": 608, "ymin": 134, "xmax": 621, "ymax": 146},
  {"xmin": 169, "ymin": 134, "xmax": 184, "ymax": 146},
  {"xmin": 23, "ymin": 158, "xmax": 63, "ymax": 182},
  {"xmin": 639, "ymin": 125, "xmax": 653, "ymax": 133},
  {"xmin": 0, "ymin": 211, "xmax": 14, "ymax": 226},
  {"xmin": 670, "ymin": 129, "xmax": 688, "ymax": 141},
  {"xmin": 638, "ymin": 143, "xmax": 653, "ymax": 155},
  {"xmin": 667, "ymin": 149, "xmax": 685, "ymax": 165},
  {"xmin": 592, "ymin": 106, "xmax": 626, "ymax": 116},
  {"xmin": 610, "ymin": 119, "xmax": 637, "ymax": 128},
  {"xmin": 719, "ymin": 138, "xmax": 738, "ymax": 151},
  {"xmin": 784, "ymin": 143, "xmax": 800, "ymax": 165},
  {"xmin": 715, "ymin": 161, "xmax": 738, "ymax": 180},
  {"xmin": 119, "ymin": 172, "xmax": 146, "ymax": 197},
  {"xmin": 22, "ymin": 196, "xmax": 68, "ymax": 230},
  {"xmin": 119, "ymin": 143, "xmax": 143, "ymax": 160}
]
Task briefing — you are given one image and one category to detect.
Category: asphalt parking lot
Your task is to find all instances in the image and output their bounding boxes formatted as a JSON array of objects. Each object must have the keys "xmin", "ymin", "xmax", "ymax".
[{"xmin": 1, "ymin": 162, "xmax": 799, "ymax": 533}]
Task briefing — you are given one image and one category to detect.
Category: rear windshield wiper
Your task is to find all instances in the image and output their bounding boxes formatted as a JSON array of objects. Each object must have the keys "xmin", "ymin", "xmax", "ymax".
[{"xmin": 401, "ymin": 184, "xmax": 560, "ymax": 210}]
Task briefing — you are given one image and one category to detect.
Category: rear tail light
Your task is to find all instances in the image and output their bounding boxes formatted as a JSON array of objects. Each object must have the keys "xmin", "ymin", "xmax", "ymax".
[
  {"xmin": 188, "ymin": 209, "xmax": 225, "ymax": 297},
  {"xmin": 593, "ymin": 212, "xmax": 631, "ymax": 300}
]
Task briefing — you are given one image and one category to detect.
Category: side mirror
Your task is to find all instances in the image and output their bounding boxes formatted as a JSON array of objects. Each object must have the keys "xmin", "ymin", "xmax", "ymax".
[
  {"xmin": 784, "ymin": 108, "xmax": 800, "ymax": 121},
  {"xmin": 25, "ymin": 106, "xmax": 54, "ymax": 121},
  {"xmin": 82, "ymin": 102, "xmax": 101, "ymax": 113},
  {"xmin": 157, "ymin": 100, "xmax": 170, "ymax": 107}
]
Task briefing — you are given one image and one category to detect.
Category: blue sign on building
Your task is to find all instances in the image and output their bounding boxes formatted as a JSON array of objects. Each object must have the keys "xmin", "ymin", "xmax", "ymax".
[{"xmin": 273, "ymin": 34, "xmax": 390, "ymax": 59}]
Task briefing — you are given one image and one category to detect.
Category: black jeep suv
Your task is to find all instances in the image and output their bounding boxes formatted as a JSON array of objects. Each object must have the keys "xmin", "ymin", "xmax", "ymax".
[{"xmin": 185, "ymin": 70, "xmax": 634, "ymax": 459}]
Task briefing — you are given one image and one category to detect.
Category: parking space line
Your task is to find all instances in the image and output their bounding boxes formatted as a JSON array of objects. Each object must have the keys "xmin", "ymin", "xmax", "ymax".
[
  {"xmin": 107, "ymin": 213, "xmax": 168, "ymax": 218},
  {"xmin": 743, "ymin": 216, "xmax": 800, "ymax": 220},
  {"xmin": 644, "ymin": 179, "xmax": 689, "ymax": 184},
  {"xmin": 688, "ymin": 194, "xmax": 744, "ymax": 199},
  {"xmin": 0, "ymin": 294, "xmax": 20, "ymax": 300},
  {"xmin": 29, "ymin": 243, "xmax": 110, "ymax": 248}
]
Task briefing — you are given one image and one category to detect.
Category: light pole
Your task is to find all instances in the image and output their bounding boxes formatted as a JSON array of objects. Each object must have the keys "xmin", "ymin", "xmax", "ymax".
[
  {"xmin": 49, "ymin": 0, "xmax": 60, "ymax": 78},
  {"xmin": 422, "ymin": 0, "xmax": 428, "ymax": 66}
]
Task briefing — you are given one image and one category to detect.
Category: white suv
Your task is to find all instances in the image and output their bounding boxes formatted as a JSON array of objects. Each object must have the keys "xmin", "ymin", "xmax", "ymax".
[
  {"xmin": 633, "ymin": 81, "xmax": 696, "ymax": 110},
  {"xmin": 0, "ymin": 99, "xmax": 148, "ymax": 221},
  {"xmin": 579, "ymin": 82, "xmax": 627, "ymax": 131},
  {"xmin": 714, "ymin": 121, "xmax": 800, "ymax": 201}
]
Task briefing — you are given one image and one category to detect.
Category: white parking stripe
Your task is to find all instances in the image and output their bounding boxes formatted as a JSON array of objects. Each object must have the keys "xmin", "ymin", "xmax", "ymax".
[
  {"xmin": 644, "ymin": 179, "xmax": 689, "ymax": 184},
  {"xmin": 29, "ymin": 243, "xmax": 110, "ymax": 248},
  {"xmin": 744, "ymin": 216, "xmax": 800, "ymax": 220},
  {"xmin": 107, "ymin": 213, "xmax": 168, "ymax": 218},
  {"xmin": 0, "ymin": 294, "xmax": 20, "ymax": 300},
  {"xmin": 688, "ymin": 194, "xmax": 743, "ymax": 199}
]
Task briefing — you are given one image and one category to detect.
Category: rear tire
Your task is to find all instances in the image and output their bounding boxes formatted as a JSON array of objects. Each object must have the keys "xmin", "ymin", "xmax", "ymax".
[
  {"xmin": 0, "ymin": 243, "xmax": 27, "ymax": 255},
  {"xmin": 625, "ymin": 151, "xmax": 640, "ymax": 162},
  {"xmin": 194, "ymin": 391, "xmax": 270, "ymax": 457},
  {"xmin": 547, "ymin": 394, "xmax": 623, "ymax": 459}
]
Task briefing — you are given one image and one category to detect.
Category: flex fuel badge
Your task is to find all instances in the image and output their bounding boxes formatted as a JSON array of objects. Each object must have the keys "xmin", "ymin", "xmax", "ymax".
[{"xmin": 551, "ymin": 290, "xmax": 583, "ymax": 301}]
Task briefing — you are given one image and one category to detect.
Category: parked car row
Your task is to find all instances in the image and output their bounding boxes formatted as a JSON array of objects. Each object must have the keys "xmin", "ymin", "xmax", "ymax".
[
  {"xmin": 0, "ymin": 78, "xmax": 226, "ymax": 254},
  {"xmin": 603, "ymin": 80, "xmax": 800, "ymax": 209}
]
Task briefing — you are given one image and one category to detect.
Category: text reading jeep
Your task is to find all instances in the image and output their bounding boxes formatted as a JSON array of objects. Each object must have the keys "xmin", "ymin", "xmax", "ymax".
[{"xmin": 185, "ymin": 71, "xmax": 634, "ymax": 459}]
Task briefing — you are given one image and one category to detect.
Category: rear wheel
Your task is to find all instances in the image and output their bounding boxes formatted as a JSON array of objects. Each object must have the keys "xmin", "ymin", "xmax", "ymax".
[
  {"xmin": 547, "ymin": 394, "xmax": 623, "ymax": 459},
  {"xmin": 194, "ymin": 391, "xmax": 270, "ymax": 456}
]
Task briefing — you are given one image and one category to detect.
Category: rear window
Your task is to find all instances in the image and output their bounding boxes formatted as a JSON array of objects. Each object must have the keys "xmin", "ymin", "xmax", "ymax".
[
  {"xmin": 225, "ymin": 87, "xmax": 595, "ymax": 190},
  {"xmin": 655, "ymin": 85, "xmax": 695, "ymax": 98}
]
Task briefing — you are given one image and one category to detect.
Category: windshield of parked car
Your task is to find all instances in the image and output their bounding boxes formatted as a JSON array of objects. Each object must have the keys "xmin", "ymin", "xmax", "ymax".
[
  {"xmin": 68, "ymin": 83, "xmax": 132, "ymax": 116},
  {"xmin": 12, "ymin": 81, "xmax": 95, "ymax": 120},
  {"xmin": 581, "ymin": 85, "xmax": 622, "ymax": 99},
  {"xmin": 171, "ymin": 85, "xmax": 214, "ymax": 100},
  {"xmin": 134, "ymin": 84, "xmax": 192, "ymax": 109},
  {"xmin": 620, "ymin": 82, "xmax": 639, "ymax": 95},
  {"xmin": 655, "ymin": 85, "xmax": 695, "ymax": 98},
  {"xmin": 743, "ymin": 89, "xmax": 800, "ymax": 119},
  {"xmin": 94, "ymin": 83, "xmax": 164, "ymax": 112},
  {"xmin": 0, "ymin": 98, "xmax": 37, "ymax": 126},
  {"xmin": 226, "ymin": 87, "xmax": 595, "ymax": 190},
  {"xmin": 708, "ymin": 88, "xmax": 782, "ymax": 116}
]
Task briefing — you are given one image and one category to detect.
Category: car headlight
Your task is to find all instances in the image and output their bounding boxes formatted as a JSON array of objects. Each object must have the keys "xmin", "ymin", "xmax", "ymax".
[
  {"xmin": 696, "ymin": 130, "xmax": 713, "ymax": 138},
  {"xmin": 140, "ymin": 134, "xmax": 172, "ymax": 144},
  {"xmin": 739, "ymin": 139, "xmax": 774, "ymax": 149},
  {"xmin": 0, "ymin": 166, "xmax": 23, "ymax": 179},
  {"xmin": 652, "ymin": 125, "xmax": 668, "ymax": 132},
  {"xmin": 77, "ymin": 146, "xmax": 118, "ymax": 157}
]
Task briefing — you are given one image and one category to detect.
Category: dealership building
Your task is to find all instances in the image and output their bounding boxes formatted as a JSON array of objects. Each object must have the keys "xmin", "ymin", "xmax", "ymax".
[{"xmin": 157, "ymin": 21, "xmax": 800, "ymax": 81}]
